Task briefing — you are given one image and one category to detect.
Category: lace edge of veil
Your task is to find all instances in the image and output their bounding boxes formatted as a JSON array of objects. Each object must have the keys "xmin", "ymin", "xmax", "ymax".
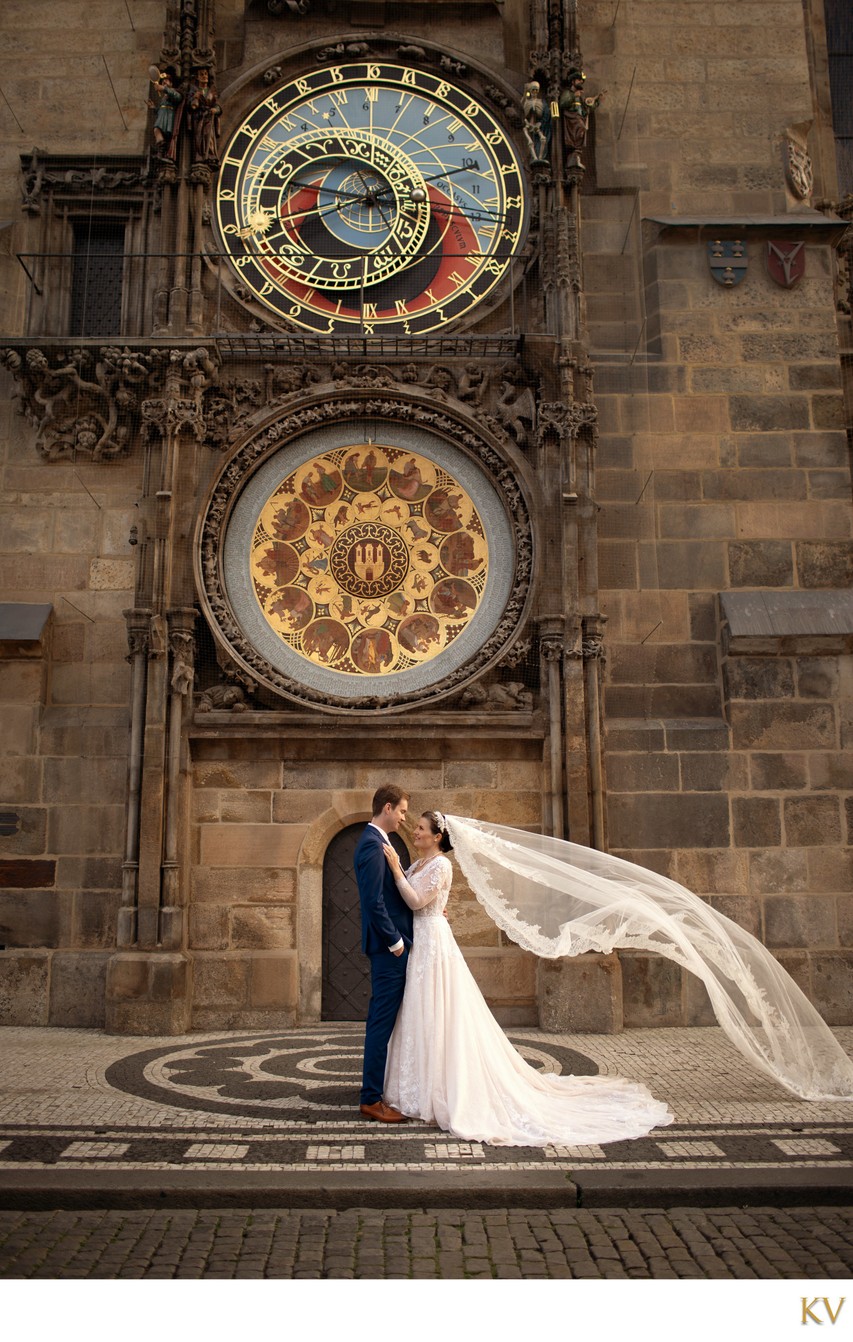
[{"xmin": 446, "ymin": 814, "xmax": 853, "ymax": 1103}]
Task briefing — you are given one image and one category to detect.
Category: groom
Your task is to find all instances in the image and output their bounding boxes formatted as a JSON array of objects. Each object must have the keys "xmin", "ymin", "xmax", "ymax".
[{"xmin": 354, "ymin": 783, "xmax": 413, "ymax": 1123}]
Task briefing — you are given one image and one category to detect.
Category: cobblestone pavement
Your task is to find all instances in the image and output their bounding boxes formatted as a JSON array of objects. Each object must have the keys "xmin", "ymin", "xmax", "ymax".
[
  {"xmin": 0, "ymin": 1024, "xmax": 851, "ymax": 1202},
  {"xmin": 1, "ymin": 1205, "xmax": 852, "ymax": 1278}
]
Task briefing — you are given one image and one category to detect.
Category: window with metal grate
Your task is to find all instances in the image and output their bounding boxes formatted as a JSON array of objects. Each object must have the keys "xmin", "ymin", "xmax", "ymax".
[{"xmin": 70, "ymin": 219, "xmax": 125, "ymax": 336}]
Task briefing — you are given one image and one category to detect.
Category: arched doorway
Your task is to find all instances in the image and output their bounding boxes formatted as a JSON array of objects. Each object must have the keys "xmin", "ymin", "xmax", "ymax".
[{"xmin": 321, "ymin": 824, "xmax": 409, "ymax": 1021}]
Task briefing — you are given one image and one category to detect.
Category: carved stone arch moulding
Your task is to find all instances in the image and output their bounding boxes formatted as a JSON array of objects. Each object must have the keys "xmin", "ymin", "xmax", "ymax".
[{"xmin": 195, "ymin": 394, "xmax": 534, "ymax": 713}]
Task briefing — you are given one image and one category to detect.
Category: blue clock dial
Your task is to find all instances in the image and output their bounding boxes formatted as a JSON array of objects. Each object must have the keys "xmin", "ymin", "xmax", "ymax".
[{"xmin": 215, "ymin": 62, "xmax": 528, "ymax": 334}]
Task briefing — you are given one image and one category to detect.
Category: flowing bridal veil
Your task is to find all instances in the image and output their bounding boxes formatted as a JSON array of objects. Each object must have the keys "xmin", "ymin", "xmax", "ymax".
[{"xmin": 446, "ymin": 816, "xmax": 853, "ymax": 1102}]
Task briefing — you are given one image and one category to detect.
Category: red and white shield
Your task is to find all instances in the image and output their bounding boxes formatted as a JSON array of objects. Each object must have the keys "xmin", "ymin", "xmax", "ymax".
[{"xmin": 766, "ymin": 241, "xmax": 805, "ymax": 289}]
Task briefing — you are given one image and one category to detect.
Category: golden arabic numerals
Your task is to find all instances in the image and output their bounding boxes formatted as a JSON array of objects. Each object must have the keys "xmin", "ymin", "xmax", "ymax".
[
  {"xmin": 219, "ymin": 189, "xmax": 235, "ymax": 202},
  {"xmin": 296, "ymin": 78, "xmax": 310, "ymax": 96},
  {"xmin": 367, "ymin": 64, "xmax": 382, "ymax": 80},
  {"xmin": 222, "ymin": 224, "xmax": 239, "ymax": 235},
  {"xmin": 486, "ymin": 130, "xmax": 504, "ymax": 146},
  {"xmin": 505, "ymin": 195, "xmax": 522, "ymax": 208},
  {"xmin": 484, "ymin": 258, "xmax": 504, "ymax": 276},
  {"xmin": 328, "ymin": 66, "xmax": 345, "ymax": 84}
]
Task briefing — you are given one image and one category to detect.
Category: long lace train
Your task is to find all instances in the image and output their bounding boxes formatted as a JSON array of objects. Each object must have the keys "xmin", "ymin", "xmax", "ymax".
[{"xmin": 446, "ymin": 815, "xmax": 853, "ymax": 1102}]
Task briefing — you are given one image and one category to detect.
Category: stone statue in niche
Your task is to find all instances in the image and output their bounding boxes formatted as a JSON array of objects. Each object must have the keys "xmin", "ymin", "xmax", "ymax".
[
  {"xmin": 188, "ymin": 66, "xmax": 221, "ymax": 168},
  {"xmin": 147, "ymin": 66, "xmax": 182, "ymax": 161},
  {"xmin": 522, "ymin": 81, "xmax": 550, "ymax": 166},
  {"xmin": 558, "ymin": 69, "xmax": 605, "ymax": 167}
]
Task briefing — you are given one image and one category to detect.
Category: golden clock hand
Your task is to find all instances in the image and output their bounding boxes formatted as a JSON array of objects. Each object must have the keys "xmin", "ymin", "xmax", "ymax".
[
  {"xmin": 429, "ymin": 200, "xmax": 511, "ymax": 224},
  {"xmin": 373, "ymin": 165, "xmax": 483, "ymax": 202}
]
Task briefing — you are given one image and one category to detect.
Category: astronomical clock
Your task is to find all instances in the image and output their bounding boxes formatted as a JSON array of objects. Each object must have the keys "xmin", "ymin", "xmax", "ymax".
[
  {"xmin": 214, "ymin": 60, "xmax": 527, "ymax": 334},
  {"xmin": 201, "ymin": 55, "xmax": 532, "ymax": 712}
]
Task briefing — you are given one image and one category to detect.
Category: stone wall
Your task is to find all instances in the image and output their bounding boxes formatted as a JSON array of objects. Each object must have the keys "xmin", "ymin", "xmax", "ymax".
[
  {"xmin": 188, "ymin": 728, "xmax": 544, "ymax": 1029},
  {"xmin": 581, "ymin": 0, "xmax": 853, "ymax": 1026},
  {"xmin": 0, "ymin": 403, "xmax": 139, "ymax": 1025}
]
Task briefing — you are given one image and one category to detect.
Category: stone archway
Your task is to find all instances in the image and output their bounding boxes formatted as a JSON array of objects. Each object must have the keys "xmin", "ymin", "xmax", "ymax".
[
  {"xmin": 296, "ymin": 804, "xmax": 410, "ymax": 1023},
  {"xmin": 321, "ymin": 822, "xmax": 370, "ymax": 1021},
  {"xmin": 320, "ymin": 823, "xmax": 410, "ymax": 1021}
]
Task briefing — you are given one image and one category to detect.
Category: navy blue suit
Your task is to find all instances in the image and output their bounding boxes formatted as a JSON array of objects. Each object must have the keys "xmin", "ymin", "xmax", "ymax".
[{"xmin": 354, "ymin": 822, "xmax": 414, "ymax": 1105}]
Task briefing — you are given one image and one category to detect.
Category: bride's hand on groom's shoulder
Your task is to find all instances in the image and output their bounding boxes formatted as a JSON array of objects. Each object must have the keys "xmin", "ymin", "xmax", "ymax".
[{"xmin": 382, "ymin": 844, "xmax": 401, "ymax": 872}]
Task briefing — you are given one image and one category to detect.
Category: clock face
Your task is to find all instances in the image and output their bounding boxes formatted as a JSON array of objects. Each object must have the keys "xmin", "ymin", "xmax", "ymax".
[
  {"xmin": 215, "ymin": 61, "xmax": 527, "ymax": 334},
  {"xmin": 248, "ymin": 443, "xmax": 489, "ymax": 678},
  {"xmin": 208, "ymin": 413, "xmax": 528, "ymax": 709}
]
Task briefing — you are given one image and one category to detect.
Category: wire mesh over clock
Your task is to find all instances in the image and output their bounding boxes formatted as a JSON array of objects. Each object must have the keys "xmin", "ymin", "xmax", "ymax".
[{"xmin": 200, "ymin": 408, "xmax": 532, "ymax": 711}]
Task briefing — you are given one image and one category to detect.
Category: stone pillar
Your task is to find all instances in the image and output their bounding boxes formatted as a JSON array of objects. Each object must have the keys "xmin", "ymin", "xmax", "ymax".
[
  {"xmin": 118, "ymin": 607, "xmax": 151, "ymax": 948},
  {"xmin": 159, "ymin": 607, "xmax": 196, "ymax": 949},
  {"xmin": 540, "ymin": 628, "xmax": 565, "ymax": 840},
  {"xmin": 582, "ymin": 613, "xmax": 608, "ymax": 851},
  {"xmin": 105, "ymin": 355, "xmax": 210, "ymax": 1034}
]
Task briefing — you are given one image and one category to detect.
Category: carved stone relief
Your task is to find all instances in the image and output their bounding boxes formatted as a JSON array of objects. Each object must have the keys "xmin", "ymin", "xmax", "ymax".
[{"xmin": 1, "ymin": 345, "xmax": 170, "ymax": 461}]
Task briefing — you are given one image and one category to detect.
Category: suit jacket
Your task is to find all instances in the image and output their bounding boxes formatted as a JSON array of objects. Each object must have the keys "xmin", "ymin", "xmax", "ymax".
[{"xmin": 354, "ymin": 823, "xmax": 414, "ymax": 956}]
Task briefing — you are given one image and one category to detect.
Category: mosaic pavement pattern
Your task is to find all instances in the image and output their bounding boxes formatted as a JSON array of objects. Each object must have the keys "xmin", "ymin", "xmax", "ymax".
[{"xmin": 0, "ymin": 1024, "xmax": 851, "ymax": 1177}]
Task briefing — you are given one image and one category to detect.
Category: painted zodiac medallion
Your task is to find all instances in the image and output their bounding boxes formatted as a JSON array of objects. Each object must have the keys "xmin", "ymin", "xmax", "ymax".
[{"xmin": 249, "ymin": 444, "xmax": 488, "ymax": 676}]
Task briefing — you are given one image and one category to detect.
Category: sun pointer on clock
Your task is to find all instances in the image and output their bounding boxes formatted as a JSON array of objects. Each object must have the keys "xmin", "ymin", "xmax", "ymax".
[{"xmin": 237, "ymin": 206, "xmax": 275, "ymax": 239}]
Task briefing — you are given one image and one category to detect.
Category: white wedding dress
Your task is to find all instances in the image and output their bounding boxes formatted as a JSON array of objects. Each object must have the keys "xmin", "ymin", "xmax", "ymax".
[{"xmin": 384, "ymin": 853, "xmax": 675, "ymax": 1147}]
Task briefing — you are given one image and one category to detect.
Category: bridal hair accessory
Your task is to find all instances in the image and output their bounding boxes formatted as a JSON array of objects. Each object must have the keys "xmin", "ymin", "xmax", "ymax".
[
  {"xmin": 431, "ymin": 811, "xmax": 447, "ymax": 834},
  {"xmin": 446, "ymin": 815, "xmax": 853, "ymax": 1103}
]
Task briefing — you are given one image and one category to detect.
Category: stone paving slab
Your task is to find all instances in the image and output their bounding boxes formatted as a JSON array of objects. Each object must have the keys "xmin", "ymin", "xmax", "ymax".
[
  {"xmin": 1, "ymin": 1206, "xmax": 853, "ymax": 1279},
  {"xmin": 0, "ymin": 1023, "xmax": 851, "ymax": 1209}
]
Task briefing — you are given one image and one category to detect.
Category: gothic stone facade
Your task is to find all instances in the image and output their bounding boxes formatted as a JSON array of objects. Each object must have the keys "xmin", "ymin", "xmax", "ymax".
[{"xmin": 0, "ymin": 0, "xmax": 850, "ymax": 1034}]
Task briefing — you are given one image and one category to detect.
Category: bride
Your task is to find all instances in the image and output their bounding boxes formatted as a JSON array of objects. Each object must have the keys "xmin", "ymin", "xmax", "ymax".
[
  {"xmin": 382, "ymin": 810, "xmax": 674, "ymax": 1147},
  {"xmin": 382, "ymin": 810, "xmax": 853, "ymax": 1147}
]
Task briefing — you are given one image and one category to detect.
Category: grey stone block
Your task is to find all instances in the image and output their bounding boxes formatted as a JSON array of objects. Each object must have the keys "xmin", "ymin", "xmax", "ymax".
[
  {"xmin": 0, "ymin": 890, "xmax": 61, "ymax": 947},
  {"xmin": 784, "ymin": 796, "xmax": 842, "ymax": 846},
  {"xmin": 797, "ymin": 542, "xmax": 853, "ymax": 589},
  {"xmin": 732, "ymin": 796, "xmax": 782, "ymax": 848},
  {"xmin": 724, "ymin": 658, "xmax": 795, "ymax": 701},
  {"xmin": 763, "ymin": 895, "xmax": 837, "ymax": 949},
  {"xmin": 0, "ymin": 949, "xmax": 50, "ymax": 1025},
  {"xmin": 728, "ymin": 542, "xmax": 794, "ymax": 588},
  {"xmin": 537, "ymin": 954, "xmax": 623, "ymax": 1034},
  {"xmin": 48, "ymin": 950, "xmax": 110, "ymax": 1027},
  {"xmin": 620, "ymin": 953, "xmax": 683, "ymax": 1028},
  {"xmin": 608, "ymin": 792, "xmax": 730, "ymax": 849},
  {"xmin": 810, "ymin": 951, "xmax": 853, "ymax": 1025}
]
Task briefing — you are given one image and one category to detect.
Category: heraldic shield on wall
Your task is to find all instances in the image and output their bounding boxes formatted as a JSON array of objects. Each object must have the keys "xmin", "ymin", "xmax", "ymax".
[{"xmin": 197, "ymin": 398, "xmax": 533, "ymax": 711}]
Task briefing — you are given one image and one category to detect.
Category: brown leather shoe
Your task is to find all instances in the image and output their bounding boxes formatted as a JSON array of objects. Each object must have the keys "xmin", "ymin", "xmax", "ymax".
[{"xmin": 359, "ymin": 1100, "xmax": 406, "ymax": 1123}]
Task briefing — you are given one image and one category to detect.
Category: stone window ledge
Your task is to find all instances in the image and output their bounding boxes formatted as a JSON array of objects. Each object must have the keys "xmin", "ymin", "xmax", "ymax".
[
  {"xmin": 0, "ymin": 603, "xmax": 52, "ymax": 659},
  {"xmin": 721, "ymin": 590, "xmax": 853, "ymax": 655}
]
